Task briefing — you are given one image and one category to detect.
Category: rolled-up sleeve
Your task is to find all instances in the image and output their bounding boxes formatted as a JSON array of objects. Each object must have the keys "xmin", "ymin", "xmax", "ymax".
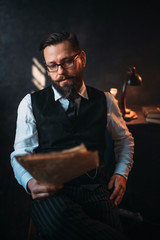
[
  {"xmin": 105, "ymin": 92, "xmax": 134, "ymax": 180},
  {"xmin": 10, "ymin": 94, "xmax": 39, "ymax": 192}
]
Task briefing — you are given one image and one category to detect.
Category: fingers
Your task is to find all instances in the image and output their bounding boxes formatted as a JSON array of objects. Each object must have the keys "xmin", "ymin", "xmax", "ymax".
[
  {"xmin": 33, "ymin": 183, "xmax": 63, "ymax": 194},
  {"xmin": 108, "ymin": 174, "xmax": 126, "ymax": 206},
  {"xmin": 32, "ymin": 184, "xmax": 63, "ymax": 200},
  {"xmin": 108, "ymin": 177, "xmax": 114, "ymax": 190},
  {"xmin": 32, "ymin": 192, "xmax": 51, "ymax": 200},
  {"xmin": 27, "ymin": 179, "xmax": 63, "ymax": 200},
  {"xmin": 113, "ymin": 187, "xmax": 125, "ymax": 206},
  {"xmin": 109, "ymin": 186, "xmax": 120, "ymax": 201}
]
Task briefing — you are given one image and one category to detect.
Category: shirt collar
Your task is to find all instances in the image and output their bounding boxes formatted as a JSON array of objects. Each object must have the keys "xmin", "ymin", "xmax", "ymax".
[{"xmin": 51, "ymin": 81, "xmax": 89, "ymax": 101}]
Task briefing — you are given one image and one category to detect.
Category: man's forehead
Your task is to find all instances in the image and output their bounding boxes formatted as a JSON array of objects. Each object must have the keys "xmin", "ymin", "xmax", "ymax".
[{"xmin": 44, "ymin": 41, "xmax": 75, "ymax": 63}]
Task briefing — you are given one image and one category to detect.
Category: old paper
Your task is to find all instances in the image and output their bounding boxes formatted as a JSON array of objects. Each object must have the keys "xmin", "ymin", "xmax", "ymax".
[{"xmin": 16, "ymin": 144, "xmax": 99, "ymax": 184}]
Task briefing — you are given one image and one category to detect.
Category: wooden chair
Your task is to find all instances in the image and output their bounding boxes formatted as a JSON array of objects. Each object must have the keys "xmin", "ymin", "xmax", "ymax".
[{"xmin": 28, "ymin": 217, "xmax": 44, "ymax": 240}]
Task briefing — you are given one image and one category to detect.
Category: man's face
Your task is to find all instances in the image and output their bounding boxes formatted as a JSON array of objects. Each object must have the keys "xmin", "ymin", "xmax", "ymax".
[{"xmin": 43, "ymin": 40, "xmax": 86, "ymax": 98}]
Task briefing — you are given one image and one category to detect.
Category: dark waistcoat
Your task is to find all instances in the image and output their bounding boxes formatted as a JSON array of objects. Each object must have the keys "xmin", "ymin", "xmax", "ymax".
[{"xmin": 31, "ymin": 85, "xmax": 108, "ymax": 184}]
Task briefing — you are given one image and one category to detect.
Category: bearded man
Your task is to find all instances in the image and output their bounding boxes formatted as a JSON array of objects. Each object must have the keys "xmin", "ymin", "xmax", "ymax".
[{"xmin": 11, "ymin": 32, "xmax": 134, "ymax": 240}]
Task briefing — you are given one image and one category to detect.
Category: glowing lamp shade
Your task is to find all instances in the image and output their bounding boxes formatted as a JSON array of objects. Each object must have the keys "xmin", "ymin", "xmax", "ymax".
[{"xmin": 121, "ymin": 66, "xmax": 142, "ymax": 121}]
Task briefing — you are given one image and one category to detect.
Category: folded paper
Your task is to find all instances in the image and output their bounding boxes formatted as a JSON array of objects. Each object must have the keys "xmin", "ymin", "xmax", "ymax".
[{"xmin": 16, "ymin": 144, "xmax": 99, "ymax": 184}]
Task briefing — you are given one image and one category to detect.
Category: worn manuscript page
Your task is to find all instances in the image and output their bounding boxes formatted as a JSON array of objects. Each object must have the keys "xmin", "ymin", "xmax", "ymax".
[{"xmin": 16, "ymin": 144, "xmax": 99, "ymax": 184}]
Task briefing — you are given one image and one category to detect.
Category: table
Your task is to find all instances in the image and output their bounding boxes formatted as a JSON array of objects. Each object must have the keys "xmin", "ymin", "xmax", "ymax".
[{"xmin": 121, "ymin": 106, "xmax": 160, "ymax": 224}]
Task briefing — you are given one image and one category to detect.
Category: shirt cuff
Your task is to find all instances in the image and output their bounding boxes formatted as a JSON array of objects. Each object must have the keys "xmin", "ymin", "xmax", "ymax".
[
  {"xmin": 114, "ymin": 162, "xmax": 131, "ymax": 180},
  {"xmin": 20, "ymin": 172, "xmax": 33, "ymax": 193}
]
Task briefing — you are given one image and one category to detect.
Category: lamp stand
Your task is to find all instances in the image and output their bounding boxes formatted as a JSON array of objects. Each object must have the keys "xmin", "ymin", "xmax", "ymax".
[
  {"xmin": 121, "ymin": 66, "xmax": 142, "ymax": 121},
  {"xmin": 123, "ymin": 108, "xmax": 138, "ymax": 121}
]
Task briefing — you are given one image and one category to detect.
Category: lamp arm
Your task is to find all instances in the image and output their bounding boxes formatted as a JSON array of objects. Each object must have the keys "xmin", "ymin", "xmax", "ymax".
[{"xmin": 121, "ymin": 80, "xmax": 127, "ymax": 114}]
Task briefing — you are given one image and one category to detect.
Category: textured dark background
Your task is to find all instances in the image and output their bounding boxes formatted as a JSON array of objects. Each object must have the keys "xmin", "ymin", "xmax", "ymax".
[{"xmin": 0, "ymin": 0, "xmax": 160, "ymax": 239}]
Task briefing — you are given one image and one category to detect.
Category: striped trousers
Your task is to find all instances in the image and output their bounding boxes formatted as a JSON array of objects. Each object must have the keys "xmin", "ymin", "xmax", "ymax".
[{"xmin": 31, "ymin": 184, "xmax": 126, "ymax": 240}]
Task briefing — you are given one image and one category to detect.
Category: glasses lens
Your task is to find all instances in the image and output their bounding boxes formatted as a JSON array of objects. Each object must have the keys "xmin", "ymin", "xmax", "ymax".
[
  {"xmin": 62, "ymin": 59, "xmax": 74, "ymax": 69},
  {"xmin": 47, "ymin": 64, "xmax": 57, "ymax": 72},
  {"xmin": 46, "ymin": 53, "xmax": 80, "ymax": 72}
]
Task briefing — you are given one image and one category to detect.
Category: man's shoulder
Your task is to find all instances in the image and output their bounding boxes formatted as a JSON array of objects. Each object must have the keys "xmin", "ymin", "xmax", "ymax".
[
  {"xmin": 86, "ymin": 85, "xmax": 106, "ymax": 99},
  {"xmin": 31, "ymin": 85, "xmax": 52, "ymax": 97},
  {"xmin": 31, "ymin": 85, "xmax": 53, "ymax": 107}
]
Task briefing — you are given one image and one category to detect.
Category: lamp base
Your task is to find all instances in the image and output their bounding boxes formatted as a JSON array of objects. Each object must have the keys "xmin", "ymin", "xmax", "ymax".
[{"xmin": 123, "ymin": 108, "xmax": 138, "ymax": 121}]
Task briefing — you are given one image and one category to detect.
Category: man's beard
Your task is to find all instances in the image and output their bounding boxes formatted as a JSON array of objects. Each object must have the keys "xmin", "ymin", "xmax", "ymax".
[{"xmin": 50, "ymin": 74, "xmax": 83, "ymax": 100}]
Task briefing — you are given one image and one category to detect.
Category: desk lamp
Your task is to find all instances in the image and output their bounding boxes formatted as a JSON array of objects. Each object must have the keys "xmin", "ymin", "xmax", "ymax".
[{"xmin": 121, "ymin": 66, "xmax": 142, "ymax": 121}]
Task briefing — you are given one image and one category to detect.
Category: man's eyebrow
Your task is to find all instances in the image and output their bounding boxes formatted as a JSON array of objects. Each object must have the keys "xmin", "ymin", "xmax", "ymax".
[
  {"xmin": 47, "ymin": 56, "xmax": 72, "ymax": 65},
  {"xmin": 47, "ymin": 61, "xmax": 56, "ymax": 65}
]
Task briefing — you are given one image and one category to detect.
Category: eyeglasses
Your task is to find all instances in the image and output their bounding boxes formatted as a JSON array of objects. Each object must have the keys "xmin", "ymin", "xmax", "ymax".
[{"xmin": 45, "ymin": 52, "xmax": 81, "ymax": 72}]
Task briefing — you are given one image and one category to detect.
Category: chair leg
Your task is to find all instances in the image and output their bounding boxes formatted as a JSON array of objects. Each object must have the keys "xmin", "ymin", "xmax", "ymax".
[{"xmin": 28, "ymin": 217, "xmax": 44, "ymax": 240}]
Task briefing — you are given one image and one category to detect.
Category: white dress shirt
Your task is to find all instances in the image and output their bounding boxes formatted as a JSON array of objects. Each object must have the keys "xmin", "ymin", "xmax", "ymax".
[{"xmin": 10, "ymin": 82, "xmax": 134, "ymax": 192}]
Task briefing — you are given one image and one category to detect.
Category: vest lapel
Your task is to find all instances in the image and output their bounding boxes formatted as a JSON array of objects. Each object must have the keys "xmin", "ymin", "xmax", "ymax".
[{"xmin": 48, "ymin": 87, "xmax": 72, "ymax": 126}]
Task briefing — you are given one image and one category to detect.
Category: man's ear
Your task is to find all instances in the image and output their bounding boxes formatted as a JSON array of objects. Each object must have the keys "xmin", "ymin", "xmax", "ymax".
[{"xmin": 81, "ymin": 51, "xmax": 86, "ymax": 68}]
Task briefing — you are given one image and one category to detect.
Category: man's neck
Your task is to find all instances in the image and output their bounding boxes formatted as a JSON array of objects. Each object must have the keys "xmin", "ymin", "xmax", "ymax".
[{"xmin": 51, "ymin": 81, "xmax": 88, "ymax": 101}]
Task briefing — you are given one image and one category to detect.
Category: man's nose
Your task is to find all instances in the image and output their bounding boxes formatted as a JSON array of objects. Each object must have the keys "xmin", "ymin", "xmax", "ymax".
[{"xmin": 57, "ymin": 65, "xmax": 66, "ymax": 74}]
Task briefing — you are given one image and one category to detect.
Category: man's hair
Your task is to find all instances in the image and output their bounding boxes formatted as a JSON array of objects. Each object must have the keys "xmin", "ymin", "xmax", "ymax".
[{"xmin": 40, "ymin": 32, "xmax": 81, "ymax": 58}]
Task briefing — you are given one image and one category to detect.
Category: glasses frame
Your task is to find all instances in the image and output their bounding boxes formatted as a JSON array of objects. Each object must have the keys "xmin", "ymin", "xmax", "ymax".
[{"xmin": 45, "ymin": 51, "xmax": 82, "ymax": 72}]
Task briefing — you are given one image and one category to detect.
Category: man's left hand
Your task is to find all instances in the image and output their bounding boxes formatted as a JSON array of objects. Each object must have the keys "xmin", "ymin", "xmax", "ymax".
[{"xmin": 108, "ymin": 174, "xmax": 126, "ymax": 206}]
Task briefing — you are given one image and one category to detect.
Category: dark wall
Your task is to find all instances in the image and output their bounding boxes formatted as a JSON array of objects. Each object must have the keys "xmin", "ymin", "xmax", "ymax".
[
  {"xmin": 1, "ymin": 1, "xmax": 160, "ymax": 106},
  {"xmin": 0, "ymin": 0, "xmax": 160, "ymax": 239}
]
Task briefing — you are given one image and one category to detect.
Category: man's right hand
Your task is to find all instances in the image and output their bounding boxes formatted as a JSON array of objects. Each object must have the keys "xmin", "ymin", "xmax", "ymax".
[{"xmin": 27, "ymin": 178, "xmax": 63, "ymax": 200}]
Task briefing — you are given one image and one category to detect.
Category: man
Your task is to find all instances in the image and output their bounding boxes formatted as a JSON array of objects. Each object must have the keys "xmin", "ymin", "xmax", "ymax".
[{"xmin": 11, "ymin": 32, "xmax": 134, "ymax": 240}]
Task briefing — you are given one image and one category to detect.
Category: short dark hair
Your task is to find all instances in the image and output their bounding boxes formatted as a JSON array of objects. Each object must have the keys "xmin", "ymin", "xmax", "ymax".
[{"xmin": 40, "ymin": 32, "xmax": 81, "ymax": 58}]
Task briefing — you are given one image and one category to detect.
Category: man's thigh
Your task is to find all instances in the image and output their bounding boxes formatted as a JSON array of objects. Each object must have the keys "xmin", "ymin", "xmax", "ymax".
[
  {"xmin": 81, "ymin": 185, "xmax": 122, "ymax": 231},
  {"xmin": 32, "ymin": 193, "xmax": 92, "ymax": 240},
  {"xmin": 31, "ymin": 185, "xmax": 124, "ymax": 240}
]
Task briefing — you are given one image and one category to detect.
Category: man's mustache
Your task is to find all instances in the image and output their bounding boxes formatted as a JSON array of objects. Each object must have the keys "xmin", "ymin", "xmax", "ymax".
[{"xmin": 56, "ymin": 75, "xmax": 75, "ymax": 82}]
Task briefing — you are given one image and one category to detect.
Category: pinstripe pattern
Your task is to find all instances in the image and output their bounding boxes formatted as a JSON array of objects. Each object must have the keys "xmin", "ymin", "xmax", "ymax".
[{"xmin": 32, "ymin": 184, "xmax": 126, "ymax": 240}]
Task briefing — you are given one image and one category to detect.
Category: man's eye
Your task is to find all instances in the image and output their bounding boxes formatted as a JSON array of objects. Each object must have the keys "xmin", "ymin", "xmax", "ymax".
[
  {"xmin": 49, "ymin": 64, "xmax": 56, "ymax": 69},
  {"xmin": 62, "ymin": 59, "xmax": 73, "ymax": 65}
]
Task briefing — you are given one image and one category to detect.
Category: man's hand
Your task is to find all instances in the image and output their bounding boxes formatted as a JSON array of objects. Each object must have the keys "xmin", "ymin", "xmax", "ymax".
[
  {"xmin": 27, "ymin": 178, "xmax": 63, "ymax": 200},
  {"xmin": 108, "ymin": 174, "xmax": 126, "ymax": 206}
]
